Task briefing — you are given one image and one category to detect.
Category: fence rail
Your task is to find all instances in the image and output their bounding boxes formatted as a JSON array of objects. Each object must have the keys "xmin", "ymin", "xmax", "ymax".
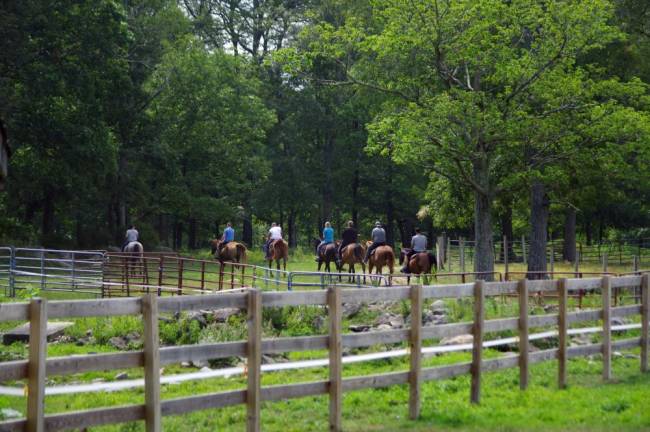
[{"xmin": 0, "ymin": 275, "xmax": 649, "ymax": 431}]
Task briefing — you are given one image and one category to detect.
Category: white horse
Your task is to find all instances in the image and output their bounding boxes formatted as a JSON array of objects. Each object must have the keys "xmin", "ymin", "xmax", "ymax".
[{"xmin": 123, "ymin": 241, "xmax": 143, "ymax": 275}]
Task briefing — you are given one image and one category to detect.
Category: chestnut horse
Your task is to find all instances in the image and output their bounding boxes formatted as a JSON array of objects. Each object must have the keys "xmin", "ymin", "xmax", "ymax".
[
  {"xmin": 268, "ymin": 239, "xmax": 289, "ymax": 271},
  {"xmin": 340, "ymin": 243, "xmax": 366, "ymax": 282},
  {"xmin": 210, "ymin": 239, "xmax": 247, "ymax": 264},
  {"xmin": 399, "ymin": 248, "xmax": 436, "ymax": 284},
  {"xmin": 317, "ymin": 241, "xmax": 340, "ymax": 273},
  {"xmin": 365, "ymin": 241, "xmax": 395, "ymax": 284}
]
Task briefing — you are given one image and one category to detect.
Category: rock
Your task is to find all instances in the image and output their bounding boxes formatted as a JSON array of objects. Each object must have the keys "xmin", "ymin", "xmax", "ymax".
[
  {"xmin": 349, "ymin": 324, "xmax": 371, "ymax": 333},
  {"xmin": 187, "ymin": 311, "xmax": 208, "ymax": 328},
  {"xmin": 624, "ymin": 353, "xmax": 639, "ymax": 359},
  {"xmin": 431, "ymin": 300, "xmax": 447, "ymax": 314},
  {"xmin": 432, "ymin": 315, "xmax": 448, "ymax": 325},
  {"xmin": 440, "ymin": 334, "xmax": 473, "ymax": 346},
  {"xmin": 181, "ymin": 361, "xmax": 191, "ymax": 368},
  {"xmin": 125, "ymin": 332, "xmax": 142, "ymax": 345},
  {"xmin": 75, "ymin": 336, "xmax": 96, "ymax": 346},
  {"xmin": 375, "ymin": 324, "xmax": 393, "ymax": 331},
  {"xmin": 613, "ymin": 351, "xmax": 623, "ymax": 358},
  {"xmin": 611, "ymin": 317, "xmax": 627, "ymax": 327},
  {"xmin": 312, "ymin": 316, "xmax": 326, "ymax": 332},
  {"xmin": 192, "ymin": 359, "xmax": 208, "ymax": 368},
  {"xmin": 114, "ymin": 372, "xmax": 129, "ymax": 380},
  {"xmin": 2, "ymin": 321, "xmax": 74, "ymax": 345},
  {"xmin": 262, "ymin": 354, "xmax": 276, "ymax": 364},
  {"xmin": 342, "ymin": 303, "xmax": 362, "ymax": 318},
  {"xmin": 109, "ymin": 336, "xmax": 129, "ymax": 351},
  {"xmin": 543, "ymin": 304, "xmax": 559, "ymax": 313},
  {"xmin": 200, "ymin": 366, "xmax": 213, "ymax": 373},
  {"xmin": 1, "ymin": 408, "xmax": 22, "ymax": 419},
  {"xmin": 85, "ymin": 329, "xmax": 93, "ymax": 337},
  {"xmin": 570, "ymin": 334, "xmax": 592, "ymax": 346},
  {"xmin": 388, "ymin": 315, "xmax": 405, "ymax": 328},
  {"xmin": 211, "ymin": 308, "xmax": 241, "ymax": 323}
]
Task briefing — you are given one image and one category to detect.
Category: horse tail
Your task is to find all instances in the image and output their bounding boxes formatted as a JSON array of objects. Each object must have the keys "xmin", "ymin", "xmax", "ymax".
[
  {"xmin": 237, "ymin": 244, "xmax": 247, "ymax": 263},
  {"xmin": 428, "ymin": 252, "xmax": 436, "ymax": 269}
]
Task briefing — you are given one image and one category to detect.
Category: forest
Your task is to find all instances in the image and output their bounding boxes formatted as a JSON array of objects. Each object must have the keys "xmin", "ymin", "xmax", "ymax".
[{"xmin": 1, "ymin": 0, "xmax": 649, "ymax": 278}]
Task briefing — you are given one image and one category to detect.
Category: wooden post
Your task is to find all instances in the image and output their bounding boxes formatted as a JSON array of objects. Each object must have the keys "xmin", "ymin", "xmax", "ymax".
[
  {"xmin": 177, "ymin": 259, "xmax": 184, "ymax": 296},
  {"xmin": 460, "ymin": 238, "xmax": 466, "ymax": 274},
  {"xmin": 633, "ymin": 255, "xmax": 639, "ymax": 273},
  {"xmin": 247, "ymin": 289, "xmax": 262, "ymax": 432},
  {"xmin": 503, "ymin": 236, "xmax": 509, "ymax": 281},
  {"xmin": 143, "ymin": 294, "xmax": 161, "ymax": 432},
  {"xmin": 471, "ymin": 280, "xmax": 485, "ymax": 404},
  {"xmin": 157, "ymin": 257, "xmax": 163, "ymax": 297},
  {"xmin": 602, "ymin": 276, "xmax": 612, "ymax": 381},
  {"xmin": 446, "ymin": 236, "xmax": 451, "ymax": 269},
  {"xmin": 39, "ymin": 250, "xmax": 45, "ymax": 291},
  {"xmin": 518, "ymin": 279, "xmax": 529, "ymax": 390},
  {"xmin": 558, "ymin": 279, "xmax": 568, "ymax": 389},
  {"xmin": 200, "ymin": 261, "xmax": 206, "ymax": 292},
  {"xmin": 549, "ymin": 243, "xmax": 555, "ymax": 276},
  {"xmin": 328, "ymin": 286, "xmax": 342, "ymax": 432},
  {"xmin": 641, "ymin": 274, "xmax": 649, "ymax": 373},
  {"xmin": 409, "ymin": 285, "xmax": 423, "ymax": 419},
  {"xmin": 27, "ymin": 298, "xmax": 47, "ymax": 432},
  {"xmin": 521, "ymin": 235, "xmax": 527, "ymax": 265},
  {"xmin": 574, "ymin": 251, "xmax": 580, "ymax": 277},
  {"xmin": 602, "ymin": 252, "xmax": 609, "ymax": 274}
]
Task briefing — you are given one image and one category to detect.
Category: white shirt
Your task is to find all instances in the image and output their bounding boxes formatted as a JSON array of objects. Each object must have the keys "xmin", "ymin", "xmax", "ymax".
[
  {"xmin": 269, "ymin": 226, "xmax": 282, "ymax": 240},
  {"xmin": 126, "ymin": 229, "xmax": 139, "ymax": 242}
]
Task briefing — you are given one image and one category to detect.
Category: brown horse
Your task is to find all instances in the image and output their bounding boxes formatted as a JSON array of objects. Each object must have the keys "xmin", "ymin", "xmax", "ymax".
[
  {"xmin": 211, "ymin": 239, "xmax": 247, "ymax": 263},
  {"xmin": 399, "ymin": 248, "xmax": 436, "ymax": 284},
  {"xmin": 366, "ymin": 241, "xmax": 395, "ymax": 284},
  {"xmin": 340, "ymin": 243, "xmax": 366, "ymax": 282},
  {"xmin": 316, "ymin": 241, "xmax": 340, "ymax": 273},
  {"xmin": 268, "ymin": 239, "xmax": 288, "ymax": 271}
]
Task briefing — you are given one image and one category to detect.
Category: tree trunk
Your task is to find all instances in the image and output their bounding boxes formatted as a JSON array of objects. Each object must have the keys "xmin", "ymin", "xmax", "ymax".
[
  {"xmin": 174, "ymin": 221, "xmax": 183, "ymax": 251},
  {"xmin": 585, "ymin": 218, "xmax": 592, "ymax": 246},
  {"xmin": 288, "ymin": 210, "xmax": 297, "ymax": 248},
  {"xmin": 41, "ymin": 188, "xmax": 55, "ymax": 247},
  {"xmin": 499, "ymin": 204, "xmax": 517, "ymax": 262},
  {"xmin": 188, "ymin": 218, "xmax": 197, "ymax": 250},
  {"xmin": 242, "ymin": 213, "xmax": 253, "ymax": 247},
  {"xmin": 472, "ymin": 164, "xmax": 494, "ymax": 280},
  {"xmin": 527, "ymin": 181, "xmax": 550, "ymax": 279},
  {"xmin": 384, "ymin": 161, "xmax": 395, "ymax": 248},
  {"xmin": 562, "ymin": 207, "xmax": 576, "ymax": 262},
  {"xmin": 398, "ymin": 218, "xmax": 415, "ymax": 248},
  {"xmin": 351, "ymin": 167, "xmax": 359, "ymax": 227}
]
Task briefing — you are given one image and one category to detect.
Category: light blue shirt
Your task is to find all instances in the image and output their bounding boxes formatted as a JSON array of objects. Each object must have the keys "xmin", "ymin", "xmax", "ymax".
[
  {"xmin": 323, "ymin": 227, "xmax": 334, "ymax": 243},
  {"xmin": 224, "ymin": 227, "xmax": 235, "ymax": 242}
]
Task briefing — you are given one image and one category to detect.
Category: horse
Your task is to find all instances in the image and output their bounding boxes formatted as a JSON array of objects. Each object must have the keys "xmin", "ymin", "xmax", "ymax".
[
  {"xmin": 399, "ymin": 248, "xmax": 437, "ymax": 284},
  {"xmin": 366, "ymin": 241, "xmax": 395, "ymax": 285},
  {"xmin": 340, "ymin": 243, "xmax": 366, "ymax": 283},
  {"xmin": 211, "ymin": 239, "xmax": 247, "ymax": 264},
  {"xmin": 267, "ymin": 239, "xmax": 288, "ymax": 271},
  {"xmin": 316, "ymin": 241, "xmax": 340, "ymax": 273},
  {"xmin": 123, "ymin": 241, "xmax": 143, "ymax": 276}
]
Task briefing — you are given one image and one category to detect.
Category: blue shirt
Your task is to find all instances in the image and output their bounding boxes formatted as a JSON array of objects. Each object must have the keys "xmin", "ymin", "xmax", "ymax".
[
  {"xmin": 323, "ymin": 227, "xmax": 334, "ymax": 243},
  {"xmin": 224, "ymin": 227, "xmax": 235, "ymax": 242}
]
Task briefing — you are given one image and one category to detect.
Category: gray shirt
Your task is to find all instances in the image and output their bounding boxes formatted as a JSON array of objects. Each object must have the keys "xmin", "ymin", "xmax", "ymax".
[
  {"xmin": 126, "ymin": 229, "xmax": 139, "ymax": 242},
  {"xmin": 371, "ymin": 227, "xmax": 386, "ymax": 243},
  {"xmin": 411, "ymin": 234, "xmax": 427, "ymax": 252}
]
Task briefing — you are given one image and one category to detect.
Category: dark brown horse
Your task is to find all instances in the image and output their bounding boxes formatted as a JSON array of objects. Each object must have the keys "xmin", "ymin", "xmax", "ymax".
[
  {"xmin": 399, "ymin": 248, "xmax": 436, "ymax": 284},
  {"xmin": 366, "ymin": 241, "xmax": 395, "ymax": 284},
  {"xmin": 211, "ymin": 239, "xmax": 247, "ymax": 263},
  {"xmin": 268, "ymin": 239, "xmax": 288, "ymax": 271},
  {"xmin": 317, "ymin": 241, "xmax": 340, "ymax": 273},
  {"xmin": 340, "ymin": 243, "xmax": 366, "ymax": 282}
]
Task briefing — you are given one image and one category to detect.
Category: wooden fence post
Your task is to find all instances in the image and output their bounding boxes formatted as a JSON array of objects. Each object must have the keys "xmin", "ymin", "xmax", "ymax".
[
  {"xmin": 549, "ymin": 243, "xmax": 555, "ymax": 275},
  {"xmin": 574, "ymin": 251, "xmax": 580, "ymax": 277},
  {"xmin": 471, "ymin": 280, "xmax": 485, "ymax": 404},
  {"xmin": 602, "ymin": 252, "xmax": 609, "ymax": 274},
  {"xmin": 177, "ymin": 259, "xmax": 184, "ymax": 296},
  {"xmin": 460, "ymin": 238, "xmax": 466, "ymax": 274},
  {"xmin": 504, "ymin": 236, "xmax": 509, "ymax": 280},
  {"xmin": 558, "ymin": 279, "xmax": 568, "ymax": 389},
  {"xmin": 328, "ymin": 286, "xmax": 342, "ymax": 432},
  {"xmin": 409, "ymin": 284, "xmax": 423, "ymax": 419},
  {"xmin": 27, "ymin": 298, "xmax": 47, "ymax": 432},
  {"xmin": 521, "ymin": 235, "xmax": 527, "ymax": 265},
  {"xmin": 641, "ymin": 274, "xmax": 649, "ymax": 373},
  {"xmin": 602, "ymin": 276, "xmax": 612, "ymax": 381},
  {"xmin": 518, "ymin": 279, "xmax": 529, "ymax": 390},
  {"xmin": 247, "ymin": 289, "xmax": 262, "ymax": 432},
  {"xmin": 157, "ymin": 257, "xmax": 163, "ymax": 297},
  {"xmin": 143, "ymin": 294, "xmax": 161, "ymax": 432}
]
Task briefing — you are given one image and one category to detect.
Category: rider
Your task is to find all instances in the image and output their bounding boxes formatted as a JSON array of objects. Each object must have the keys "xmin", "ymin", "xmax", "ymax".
[
  {"xmin": 315, "ymin": 221, "xmax": 334, "ymax": 261},
  {"xmin": 338, "ymin": 220, "xmax": 358, "ymax": 260},
  {"xmin": 220, "ymin": 222, "xmax": 235, "ymax": 252},
  {"xmin": 264, "ymin": 222, "xmax": 283, "ymax": 259},
  {"xmin": 401, "ymin": 228, "xmax": 428, "ymax": 273},
  {"xmin": 122, "ymin": 225, "xmax": 139, "ymax": 251},
  {"xmin": 364, "ymin": 221, "xmax": 386, "ymax": 263}
]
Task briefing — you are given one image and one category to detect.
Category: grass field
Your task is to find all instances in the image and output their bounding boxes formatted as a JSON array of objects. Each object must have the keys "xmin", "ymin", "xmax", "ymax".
[{"xmin": 1, "ymin": 251, "xmax": 649, "ymax": 430}]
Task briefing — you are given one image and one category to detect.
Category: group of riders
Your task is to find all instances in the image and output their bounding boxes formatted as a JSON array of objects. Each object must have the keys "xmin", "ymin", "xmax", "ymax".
[{"xmin": 123, "ymin": 219, "xmax": 431, "ymax": 274}]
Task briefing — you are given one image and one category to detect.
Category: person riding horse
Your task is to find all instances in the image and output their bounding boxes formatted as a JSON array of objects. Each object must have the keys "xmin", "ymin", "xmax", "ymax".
[
  {"xmin": 315, "ymin": 221, "xmax": 335, "ymax": 262},
  {"xmin": 401, "ymin": 228, "xmax": 428, "ymax": 273},
  {"xmin": 122, "ymin": 225, "xmax": 139, "ymax": 251},
  {"xmin": 219, "ymin": 222, "xmax": 235, "ymax": 253},
  {"xmin": 338, "ymin": 220, "xmax": 358, "ymax": 261},
  {"xmin": 264, "ymin": 222, "xmax": 283, "ymax": 259},
  {"xmin": 364, "ymin": 221, "xmax": 386, "ymax": 263}
]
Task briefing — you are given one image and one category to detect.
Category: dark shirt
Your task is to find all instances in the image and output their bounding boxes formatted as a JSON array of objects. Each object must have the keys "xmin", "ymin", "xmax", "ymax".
[{"xmin": 341, "ymin": 228, "xmax": 357, "ymax": 244}]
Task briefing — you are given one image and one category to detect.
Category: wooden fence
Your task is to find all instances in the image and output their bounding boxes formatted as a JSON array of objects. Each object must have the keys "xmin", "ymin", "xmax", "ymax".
[{"xmin": 1, "ymin": 275, "xmax": 649, "ymax": 431}]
